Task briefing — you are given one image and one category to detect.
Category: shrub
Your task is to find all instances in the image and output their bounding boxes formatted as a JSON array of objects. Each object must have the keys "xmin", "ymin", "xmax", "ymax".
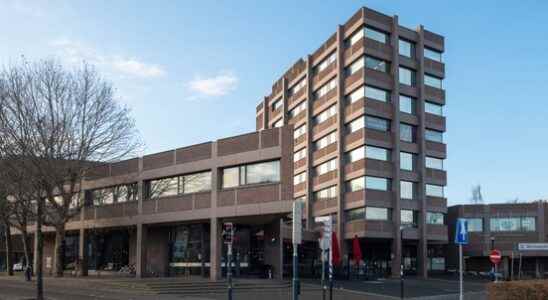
[{"xmin": 488, "ymin": 280, "xmax": 548, "ymax": 300}]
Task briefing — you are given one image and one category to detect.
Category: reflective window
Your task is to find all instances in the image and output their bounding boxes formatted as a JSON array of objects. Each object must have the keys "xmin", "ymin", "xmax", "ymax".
[
  {"xmin": 365, "ymin": 86, "xmax": 389, "ymax": 102},
  {"xmin": 346, "ymin": 176, "xmax": 365, "ymax": 192},
  {"xmin": 426, "ymin": 102, "xmax": 443, "ymax": 116},
  {"xmin": 273, "ymin": 119, "xmax": 283, "ymax": 128},
  {"xmin": 366, "ymin": 176, "xmax": 390, "ymax": 191},
  {"xmin": 426, "ymin": 156, "xmax": 444, "ymax": 170},
  {"xmin": 400, "ymin": 181, "xmax": 415, "ymax": 200},
  {"xmin": 400, "ymin": 152, "xmax": 414, "ymax": 171},
  {"xmin": 316, "ymin": 159, "xmax": 337, "ymax": 175},
  {"xmin": 315, "ymin": 185, "xmax": 337, "ymax": 200},
  {"xmin": 400, "ymin": 123, "xmax": 415, "ymax": 143},
  {"xmin": 427, "ymin": 212, "xmax": 444, "ymax": 225},
  {"xmin": 113, "ymin": 184, "xmax": 138, "ymax": 203},
  {"xmin": 348, "ymin": 28, "xmax": 365, "ymax": 46},
  {"xmin": 346, "ymin": 57, "xmax": 364, "ymax": 76},
  {"xmin": 347, "ymin": 87, "xmax": 365, "ymax": 103},
  {"xmin": 425, "ymin": 75, "xmax": 443, "ymax": 89},
  {"xmin": 365, "ymin": 116, "xmax": 390, "ymax": 131},
  {"xmin": 365, "ymin": 27, "xmax": 388, "ymax": 44},
  {"xmin": 148, "ymin": 177, "xmax": 178, "ymax": 199},
  {"xmin": 347, "ymin": 116, "xmax": 364, "ymax": 133},
  {"xmin": 464, "ymin": 218, "xmax": 483, "ymax": 232},
  {"xmin": 92, "ymin": 188, "xmax": 114, "ymax": 206},
  {"xmin": 425, "ymin": 48, "xmax": 442, "ymax": 62},
  {"xmin": 426, "ymin": 184, "xmax": 444, "ymax": 197},
  {"xmin": 490, "ymin": 217, "xmax": 536, "ymax": 232},
  {"xmin": 290, "ymin": 101, "xmax": 307, "ymax": 118},
  {"xmin": 315, "ymin": 131, "xmax": 337, "ymax": 150},
  {"xmin": 294, "ymin": 148, "xmax": 307, "ymax": 162},
  {"xmin": 288, "ymin": 78, "xmax": 306, "ymax": 96},
  {"xmin": 272, "ymin": 98, "xmax": 283, "ymax": 110},
  {"xmin": 366, "ymin": 145, "xmax": 389, "ymax": 161},
  {"xmin": 316, "ymin": 51, "xmax": 337, "ymax": 73},
  {"xmin": 222, "ymin": 167, "xmax": 239, "ymax": 189},
  {"xmin": 346, "ymin": 207, "xmax": 365, "ymax": 221},
  {"xmin": 401, "ymin": 210, "xmax": 417, "ymax": 226},
  {"xmin": 293, "ymin": 172, "xmax": 306, "ymax": 185},
  {"xmin": 294, "ymin": 125, "xmax": 306, "ymax": 139},
  {"xmin": 222, "ymin": 160, "xmax": 280, "ymax": 188},
  {"xmin": 314, "ymin": 105, "xmax": 337, "ymax": 124},
  {"xmin": 399, "ymin": 95, "xmax": 415, "ymax": 114},
  {"xmin": 426, "ymin": 129, "xmax": 443, "ymax": 143},
  {"xmin": 347, "ymin": 146, "xmax": 364, "ymax": 163},
  {"xmin": 365, "ymin": 56, "xmax": 389, "ymax": 73},
  {"xmin": 399, "ymin": 67, "xmax": 415, "ymax": 86},
  {"xmin": 366, "ymin": 207, "xmax": 390, "ymax": 220},
  {"xmin": 399, "ymin": 39, "xmax": 414, "ymax": 57},
  {"xmin": 314, "ymin": 78, "xmax": 337, "ymax": 99},
  {"xmin": 182, "ymin": 172, "xmax": 212, "ymax": 194}
]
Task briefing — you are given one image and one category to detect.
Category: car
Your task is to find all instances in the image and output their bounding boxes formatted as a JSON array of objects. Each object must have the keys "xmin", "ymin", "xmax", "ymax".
[{"xmin": 13, "ymin": 262, "xmax": 24, "ymax": 272}]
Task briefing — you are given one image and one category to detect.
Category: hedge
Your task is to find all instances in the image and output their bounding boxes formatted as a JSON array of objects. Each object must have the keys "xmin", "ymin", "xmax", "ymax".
[{"xmin": 488, "ymin": 280, "xmax": 548, "ymax": 300}]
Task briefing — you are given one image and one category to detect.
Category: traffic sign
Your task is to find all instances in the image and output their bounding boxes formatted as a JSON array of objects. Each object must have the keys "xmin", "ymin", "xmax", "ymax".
[
  {"xmin": 455, "ymin": 219, "xmax": 468, "ymax": 245},
  {"xmin": 490, "ymin": 250, "xmax": 502, "ymax": 265}
]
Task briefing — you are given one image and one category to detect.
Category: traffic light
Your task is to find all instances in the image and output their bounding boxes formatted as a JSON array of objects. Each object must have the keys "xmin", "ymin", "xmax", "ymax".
[{"xmin": 223, "ymin": 222, "xmax": 234, "ymax": 244}]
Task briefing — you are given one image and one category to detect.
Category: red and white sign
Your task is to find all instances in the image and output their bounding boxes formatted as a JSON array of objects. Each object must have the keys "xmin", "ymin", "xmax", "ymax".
[{"xmin": 489, "ymin": 249, "xmax": 502, "ymax": 265}]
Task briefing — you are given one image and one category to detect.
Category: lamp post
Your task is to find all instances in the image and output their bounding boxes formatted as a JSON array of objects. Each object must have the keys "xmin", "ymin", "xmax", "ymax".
[
  {"xmin": 400, "ymin": 226, "xmax": 406, "ymax": 300},
  {"xmin": 491, "ymin": 236, "xmax": 497, "ymax": 282}
]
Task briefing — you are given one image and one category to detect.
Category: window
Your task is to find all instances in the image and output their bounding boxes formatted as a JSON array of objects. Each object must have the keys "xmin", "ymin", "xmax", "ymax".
[
  {"xmin": 294, "ymin": 125, "xmax": 306, "ymax": 139},
  {"xmin": 365, "ymin": 85, "xmax": 389, "ymax": 102},
  {"xmin": 366, "ymin": 176, "xmax": 390, "ymax": 191},
  {"xmin": 293, "ymin": 148, "xmax": 306, "ymax": 162},
  {"xmin": 147, "ymin": 177, "xmax": 178, "ymax": 199},
  {"xmin": 366, "ymin": 207, "xmax": 390, "ymax": 220},
  {"xmin": 365, "ymin": 116, "xmax": 390, "ymax": 131},
  {"xmin": 316, "ymin": 52, "xmax": 337, "ymax": 73},
  {"xmin": 348, "ymin": 27, "xmax": 364, "ymax": 46},
  {"xmin": 346, "ymin": 57, "xmax": 364, "ymax": 76},
  {"xmin": 425, "ymin": 129, "xmax": 443, "ymax": 143},
  {"xmin": 400, "ymin": 181, "xmax": 415, "ymax": 200},
  {"xmin": 427, "ymin": 212, "xmax": 444, "ymax": 225},
  {"xmin": 294, "ymin": 172, "xmax": 306, "ymax": 185},
  {"xmin": 401, "ymin": 210, "xmax": 417, "ymax": 226},
  {"xmin": 399, "ymin": 95, "xmax": 415, "ymax": 114},
  {"xmin": 400, "ymin": 123, "xmax": 415, "ymax": 142},
  {"xmin": 314, "ymin": 105, "xmax": 337, "ymax": 124},
  {"xmin": 113, "ymin": 184, "xmax": 138, "ymax": 203},
  {"xmin": 182, "ymin": 171, "xmax": 212, "ymax": 194},
  {"xmin": 365, "ymin": 27, "xmax": 388, "ymax": 44},
  {"xmin": 399, "ymin": 39, "xmax": 414, "ymax": 57},
  {"xmin": 314, "ymin": 78, "xmax": 337, "ymax": 99},
  {"xmin": 315, "ymin": 185, "xmax": 337, "ymax": 200},
  {"xmin": 272, "ymin": 98, "xmax": 283, "ymax": 110},
  {"xmin": 315, "ymin": 131, "xmax": 337, "ymax": 150},
  {"xmin": 425, "ymin": 48, "xmax": 442, "ymax": 62},
  {"xmin": 346, "ymin": 176, "xmax": 365, "ymax": 192},
  {"xmin": 400, "ymin": 152, "xmax": 414, "ymax": 171},
  {"xmin": 222, "ymin": 160, "xmax": 280, "ymax": 188},
  {"xmin": 426, "ymin": 184, "xmax": 444, "ymax": 197},
  {"xmin": 92, "ymin": 188, "xmax": 114, "ymax": 205},
  {"xmin": 347, "ymin": 87, "xmax": 365, "ymax": 103},
  {"xmin": 290, "ymin": 101, "xmax": 307, "ymax": 118},
  {"xmin": 273, "ymin": 119, "xmax": 283, "ymax": 128},
  {"xmin": 316, "ymin": 159, "xmax": 337, "ymax": 175},
  {"xmin": 289, "ymin": 78, "xmax": 306, "ymax": 96},
  {"xmin": 426, "ymin": 157, "xmax": 444, "ymax": 170},
  {"xmin": 425, "ymin": 102, "xmax": 443, "ymax": 116},
  {"xmin": 365, "ymin": 56, "xmax": 389, "ymax": 73},
  {"xmin": 399, "ymin": 67, "xmax": 415, "ymax": 86},
  {"xmin": 346, "ymin": 207, "xmax": 365, "ymax": 221},
  {"xmin": 425, "ymin": 75, "xmax": 443, "ymax": 89},
  {"xmin": 464, "ymin": 218, "xmax": 483, "ymax": 232},
  {"xmin": 490, "ymin": 217, "xmax": 536, "ymax": 232},
  {"xmin": 366, "ymin": 145, "xmax": 389, "ymax": 161},
  {"xmin": 347, "ymin": 146, "xmax": 364, "ymax": 163},
  {"xmin": 347, "ymin": 116, "xmax": 364, "ymax": 133}
]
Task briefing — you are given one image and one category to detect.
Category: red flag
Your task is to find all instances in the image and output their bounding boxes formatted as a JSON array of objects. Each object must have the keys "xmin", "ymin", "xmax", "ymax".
[
  {"xmin": 352, "ymin": 235, "xmax": 362, "ymax": 262},
  {"xmin": 331, "ymin": 232, "xmax": 341, "ymax": 266}
]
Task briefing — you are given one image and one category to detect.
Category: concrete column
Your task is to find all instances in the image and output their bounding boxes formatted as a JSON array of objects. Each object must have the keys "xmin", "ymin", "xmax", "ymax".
[
  {"xmin": 136, "ymin": 223, "xmax": 148, "ymax": 278},
  {"xmin": 209, "ymin": 217, "xmax": 222, "ymax": 280},
  {"xmin": 78, "ymin": 228, "xmax": 88, "ymax": 276}
]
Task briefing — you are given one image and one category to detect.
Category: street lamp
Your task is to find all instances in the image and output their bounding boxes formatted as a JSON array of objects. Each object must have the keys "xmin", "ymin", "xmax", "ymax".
[{"xmin": 399, "ymin": 225, "xmax": 407, "ymax": 300}]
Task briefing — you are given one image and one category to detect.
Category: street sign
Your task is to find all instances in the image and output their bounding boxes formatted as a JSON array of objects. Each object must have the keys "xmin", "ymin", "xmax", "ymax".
[
  {"xmin": 315, "ymin": 216, "xmax": 332, "ymax": 251},
  {"xmin": 292, "ymin": 200, "xmax": 304, "ymax": 245},
  {"xmin": 490, "ymin": 250, "xmax": 502, "ymax": 265},
  {"xmin": 518, "ymin": 243, "xmax": 548, "ymax": 251},
  {"xmin": 455, "ymin": 219, "xmax": 468, "ymax": 245}
]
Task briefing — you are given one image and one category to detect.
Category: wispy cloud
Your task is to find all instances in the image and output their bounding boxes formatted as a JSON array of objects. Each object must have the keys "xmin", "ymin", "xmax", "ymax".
[
  {"xmin": 50, "ymin": 38, "xmax": 166, "ymax": 79},
  {"xmin": 186, "ymin": 71, "xmax": 239, "ymax": 98}
]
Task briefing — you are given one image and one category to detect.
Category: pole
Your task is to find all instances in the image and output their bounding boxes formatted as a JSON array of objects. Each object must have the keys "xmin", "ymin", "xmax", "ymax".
[
  {"xmin": 293, "ymin": 244, "xmax": 299, "ymax": 300},
  {"xmin": 511, "ymin": 250, "xmax": 514, "ymax": 281},
  {"xmin": 321, "ymin": 249, "xmax": 326, "ymax": 300},
  {"xmin": 228, "ymin": 242, "xmax": 233, "ymax": 300},
  {"xmin": 400, "ymin": 228, "xmax": 404, "ymax": 300},
  {"xmin": 329, "ymin": 248, "xmax": 333, "ymax": 300},
  {"xmin": 459, "ymin": 244, "xmax": 463, "ymax": 300}
]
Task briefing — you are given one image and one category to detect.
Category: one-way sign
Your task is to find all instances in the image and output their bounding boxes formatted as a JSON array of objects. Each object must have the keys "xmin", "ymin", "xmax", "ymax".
[{"xmin": 455, "ymin": 218, "xmax": 468, "ymax": 245}]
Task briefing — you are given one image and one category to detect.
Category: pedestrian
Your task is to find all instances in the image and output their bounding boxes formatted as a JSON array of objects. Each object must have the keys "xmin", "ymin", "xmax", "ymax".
[{"xmin": 24, "ymin": 265, "xmax": 32, "ymax": 282}]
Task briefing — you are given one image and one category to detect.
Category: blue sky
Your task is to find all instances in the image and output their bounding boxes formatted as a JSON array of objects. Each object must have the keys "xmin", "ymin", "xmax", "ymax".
[{"xmin": 1, "ymin": 1, "xmax": 547, "ymax": 205}]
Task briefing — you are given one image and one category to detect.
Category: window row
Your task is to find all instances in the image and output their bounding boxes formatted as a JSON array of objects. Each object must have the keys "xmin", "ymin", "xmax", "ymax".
[
  {"xmin": 314, "ymin": 131, "xmax": 337, "ymax": 150},
  {"xmin": 145, "ymin": 171, "xmax": 211, "ymax": 199},
  {"xmin": 344, "ymin": 176, "xmax": 444, "ymax": 198},
  {"xmin": 346, "ymin": 145, "xmax": 443, "ymax": 171},
  {"xmin": 462, "ymin": 217, "xmax": 536, "ymax": 232},
  {"xmin": 345, "ymin": 207, "xmax": 444, "ymax": 225},
  {"xmin": 91, "ymin": 183, "xmax": 138, "ymax": 206},
  {"xmin": 222, "ymin": 160, "xmax": 280, "ymax": 189}
]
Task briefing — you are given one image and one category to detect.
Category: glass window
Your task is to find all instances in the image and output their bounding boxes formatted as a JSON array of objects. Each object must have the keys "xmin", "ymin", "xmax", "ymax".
[
  {"xmin": 347, "ymin": 146, "xmax": 365, "ymax": 163},
  {"xmin": 245, "ymin": 161, "xmax": 280, "ymax": 185},
  {"xmin": 399, "ymin": 67, "xmax": 415, "ymax": 86},
  {"xmin": 365, "ymin": 116, "xmax": 390, "ymax": 131},
  {"xmin": 222, "ymin": 167, "xmax": 239, "ymax": 189},
  {"xmin": 290, "ymin": 101, "xmax": 307, "ymax": 118},
  {"xmin": 400, "ymin": 123, "xmax": 415, "ymax": 142},
  {"xmin": 289, "ymin": 78, "xmax": 306, "ymax": 96},
  {"xmin": 346, "ymin": 57, "xmax": 364, "ymax": 76},
  {"xmin": 400, "ymin": 181, "xmax": 414, "ymax": 200},
  {"xmin": 294, "ymin": 125, "xmax": 306, "ymax": 139},
  {"xmin": 314, "ymin": 105, "xmax": 337, "ymax": 124},
  {"xmin": 347, "ymin": 116, "xmax": 364, "ymax": 133},
  {"xmin": 490, "ymin": 217, "xmax": 536, "ymax": 232},
  {"xmin": 426, "ymin": 129, "xmax": 443, "ymax": 143},
  {"xmin": 401, "ymin": 210, "xmax": 416, "ymax": 226},
  {"xmin": 293, "ymin": 172, "xmax": 306, "ymax": 185},
  {"xmin": 400, "ymin": 152, "xmax": 414, "ymax": 171},
  {"xmin": 93, "ymin": 188, "xmax": 114, "ymax": 205},
  {"xmin": 346, "ymin": 207, "xmax": 365, "ymax": 222},
  {"xmin": 399, "ymin": 39, "xmax": 414, "ymax": 57},
  {"xmin": 365, "ymin": 27, "xmax": 388, "ymax": 44},
  {"xmin": 182, "ymin": 171, "xmax": 211, "ymax": 194},
  {"xmin": 148, "ymin": 177, "xmax": 179, "ymax": 199},
  {"xmin": 426, "ymin": 184, "xmax": 444, "ymax": 197},
  {"xmin": 314, "ymin": 78, "xmax": 337, "ymax": 99},
  {"xmin": 346, "ymin": 177, "xmax": 365, "ymax": 192},
  {"xmin": 425, "ymin": 48, "xmax": 442, "ymax": 62},
  {"xmin": 114, "ymin": 184, "xmax": 138, "ymax": 203},
  {"xmin": 347, "ymin": 87, "xmax": 365, "ymax": 103},
  {"xmin": 273, "ymin": 119, "xmax": 283, "ymax": 128},
  {"xmin": 315, "ymin": 131, "xmax": 337, "ymax": 150},
  {"xmin": 366, "ymin": 145, "xmax": 389, "ymax": 161},
  {"xmin": 348, "ymin": 28, "xmax": 364, "ymax": 46},
  {"xmin": 464, "ymin": 218, "xmax": 483, "ymax": 232},
  {"xmin": 365, "ymin": 56, "xmax": 389, "ymax": 73},
  {"xmin": 366, "ymin": 207, "xmax": 390, "ymax": 220},
  {"xmin": 272, "ymin": 98, "xmax": 283, "ymax": 110},
  {"xmin": 426, "ymin": 157, "xmax": 444, "ymax": 170},
  {"xmin": 366, "ymin": 176, "xmax": 389, "ymax": 191},
  {"xmin": 365, "ymin": 86, "xmax": 389, "ymax": 102},
  {"xmin": 316, "ymin": 52, "xmax": 337, "ymax": 73},
  {"xmin": 399, "ymin": 95, "xmax": 415, "ymax": 114},
  {"xmin": 294, "ymin": 148, "xmax": 306, "ymax": 162},
  {"xmin": 315, "ymin": 185, "xmax": 337, "ymax": 200},
  {"xmin": 522, "ymin": 217, "xmax": 536, "ymax": 231},
  {"xmin": 316, "ymin": 159, "xmax": 337, "ymax": 175},
  {"xmin": 425, "ymin": 75, "xmax": 443, "ymax": 89},
  {"xmin": 425, "ymin": 102, "xmax": 443, "ymax": 116},
  {"xmin": 427, "ymin": 212, "xmax": 444, "ymax": 225}
]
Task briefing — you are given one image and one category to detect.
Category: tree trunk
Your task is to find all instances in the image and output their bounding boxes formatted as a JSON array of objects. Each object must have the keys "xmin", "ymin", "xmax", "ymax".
[
  {"xmin": 53, "ymin": 224, "xmax": 66, "ymax": 277},
  {"xmin": 4, "ymin": 222, "xmax": 13, "ymax": 276},
  {"xmin": 21, "ymin": 229, "xmax": 31, "ymax": 270},
  {"xmin": 36, "ymin": 199, "xmax": 44, "ymax": 300}
]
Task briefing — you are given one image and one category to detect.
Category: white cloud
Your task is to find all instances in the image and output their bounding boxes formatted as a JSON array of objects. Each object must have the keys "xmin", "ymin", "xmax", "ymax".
[
  {"xmin": 186, "ymin": 71, "xmax": 239, "ymax": 97},
  {"xmin": 50, "ymin": 38, "xmax": 166, "ymax": 79},
  {"xmin": 9, "ymin": 0, "xmax": 45, "ymax": 17}
]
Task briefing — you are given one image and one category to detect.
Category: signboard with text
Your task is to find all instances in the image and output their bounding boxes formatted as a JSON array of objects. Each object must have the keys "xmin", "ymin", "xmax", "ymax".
[{"xmin": 518, "ymin": 243, "xmax": 548, "ymax": 251}]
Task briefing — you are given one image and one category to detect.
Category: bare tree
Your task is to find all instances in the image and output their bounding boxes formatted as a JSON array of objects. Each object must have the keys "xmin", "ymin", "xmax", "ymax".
[
  {"xmin": 0, "ymin": 186, "xmax": 14, "ymax": 276},
  {"xmin": 0, "ymin": 59, "xmax": 141, "ymax": 298},
  {"xmin": 470, "ymin": 184, "xmax": 484, "ymax": 204}
]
